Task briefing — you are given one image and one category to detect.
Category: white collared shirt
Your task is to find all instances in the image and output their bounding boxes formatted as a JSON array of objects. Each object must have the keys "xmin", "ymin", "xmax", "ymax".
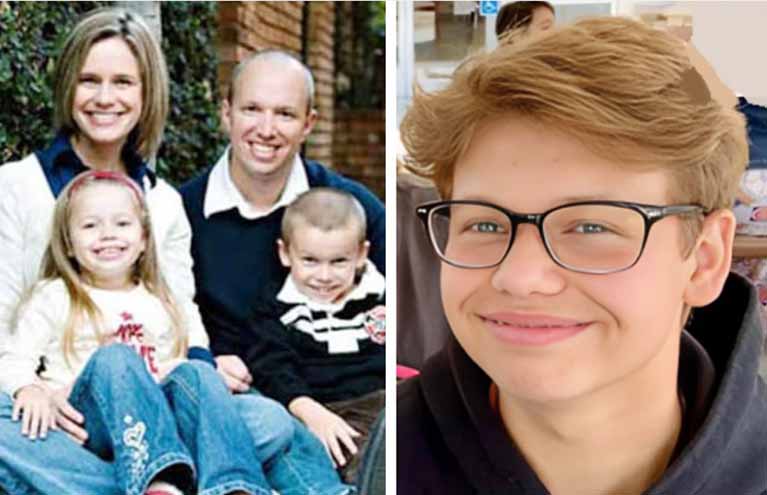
[{"xmin": 203, "ymin": 148, "xmax": 310, "ymax": 220}]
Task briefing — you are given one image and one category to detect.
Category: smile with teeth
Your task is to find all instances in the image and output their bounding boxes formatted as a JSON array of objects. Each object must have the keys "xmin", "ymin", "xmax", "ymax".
[
  {"xmin": 483, "ymin": 318, "xmax": 588, "ymax": 329},
  {"xmin": 86, "ymin": 111, "xmax": 124, "ymax": 125},
  {"xmin": 93, "ymin": 245, "xmax": 127, "ymax": 259},
  {"xmin": 479, "ymin": 313, "xmax": 591, "ymax": 346},
  {"xmin": 248, "ymin": 142, "xmax": 280, "ymax": 158},
  {"xmin": 310, "ymin": 285, "xmax": 337, "ymax": 294}
]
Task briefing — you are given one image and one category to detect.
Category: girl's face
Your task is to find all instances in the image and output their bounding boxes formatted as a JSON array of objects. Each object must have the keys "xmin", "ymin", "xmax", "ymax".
[
  {"xmin": 67, "ymin": 182, "xmax": 146, "ymax": 290},
  {"xmin": 72, "ymin": 37, "xmax": 142, "ymax": 153},
  {"xmin": 442, "ymin": 116, "xmax": 699, "ymax": 405}
]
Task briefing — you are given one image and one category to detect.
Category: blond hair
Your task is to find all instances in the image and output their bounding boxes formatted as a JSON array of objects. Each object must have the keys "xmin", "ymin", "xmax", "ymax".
[
  {"xmin": 401, "ymin": 16, "xmax": 748, "ymax": 217},
  {"xmin": 40, "ymin": 172, "xmax": 186, "ymax": 365},
  {"xmin": 53, "ymin": 7, "xmax": 169, "ymax": 159},
  {"xmin": 281, "ymin": 188, "xmax": 367, "ymax": 246}
]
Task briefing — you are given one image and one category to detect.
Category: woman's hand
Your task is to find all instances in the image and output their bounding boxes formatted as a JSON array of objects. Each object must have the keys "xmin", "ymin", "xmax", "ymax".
[
  {"xmin": 12, "ymin": 384, "xmax": 57, "ymax": 440},
  {"xmin": 289, "ymin": 396, "xmax": 361, "ymax": 467}
]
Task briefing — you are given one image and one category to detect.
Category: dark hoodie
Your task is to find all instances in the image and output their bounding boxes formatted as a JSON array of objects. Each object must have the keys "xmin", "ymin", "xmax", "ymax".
[{"xmin": 397, "ymin": 273, "xmax": 767, "ymax": 494}]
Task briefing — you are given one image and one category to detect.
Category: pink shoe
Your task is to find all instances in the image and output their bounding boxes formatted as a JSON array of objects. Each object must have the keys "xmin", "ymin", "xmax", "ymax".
[{"xmin": 145, "ymin": 480, "xmax": 184, "ymax": 495}]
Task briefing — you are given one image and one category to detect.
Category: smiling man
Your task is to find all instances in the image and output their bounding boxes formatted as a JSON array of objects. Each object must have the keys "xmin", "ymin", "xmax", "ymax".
[{"xmin": 397, "ymin": 17, "xmax": 767, "ymax": 495}]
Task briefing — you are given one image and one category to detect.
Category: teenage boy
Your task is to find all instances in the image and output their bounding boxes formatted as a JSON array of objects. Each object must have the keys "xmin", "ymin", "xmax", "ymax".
[{"xmin": 397, "ymin": 17, "xmax": 767, "ymax": 495}]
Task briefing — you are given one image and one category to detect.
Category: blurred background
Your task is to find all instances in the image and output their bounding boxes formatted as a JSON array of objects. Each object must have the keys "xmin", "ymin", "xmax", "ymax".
[{"xmin": 397, "ymin": 1, "xmax": 767, "ymax": 123}]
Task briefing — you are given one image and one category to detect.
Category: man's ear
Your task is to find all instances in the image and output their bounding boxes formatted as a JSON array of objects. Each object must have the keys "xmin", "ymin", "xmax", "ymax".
[
  {"xmin": 220, "ymin": 99, "xmax": 232, "ymax": 135},
  {"xmin": 683, "ymin": 209, "xmax": 735, "ymax": 307},
  {"xmin": 357, "ymin": 240, "xmax": 371, "ymax": 270},
  {"xmin": 277, "ymin": 239, "xmax": 291, "ymax": 268},
  {"xmin": 301, "ymin": 109, "xmax": 318, "ymax": 142}
]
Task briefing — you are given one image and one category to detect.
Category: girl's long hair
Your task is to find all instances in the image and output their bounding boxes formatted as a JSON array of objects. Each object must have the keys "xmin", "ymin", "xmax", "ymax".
[{"xmin": 40, "ymin": 171, "xmax": 187, "ymax": 366}]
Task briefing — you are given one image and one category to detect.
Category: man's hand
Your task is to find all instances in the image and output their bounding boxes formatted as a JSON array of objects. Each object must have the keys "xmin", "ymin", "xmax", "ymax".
[
  {"xmin": 215, "ymin": 355, "xmax": 252, "ymax": 393},
  {"xmin": 12, "ymin": 384, "xmax": 56, "ymax": 440},
  {"xmin": 51, "ymin": 383, "xmax": 87, "ymax": 445},
  {"xmin": 289, "ymin": 396, "xmax": 360, "ymax": 467}
]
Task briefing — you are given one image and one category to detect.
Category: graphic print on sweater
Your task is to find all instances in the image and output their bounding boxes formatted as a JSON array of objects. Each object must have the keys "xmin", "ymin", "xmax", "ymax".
[{"xmin": 113, "ymin": 311, "xmax": 158, "ymax": 374}]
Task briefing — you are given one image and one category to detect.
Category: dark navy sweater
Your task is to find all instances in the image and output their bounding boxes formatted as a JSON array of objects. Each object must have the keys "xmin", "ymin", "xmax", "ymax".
[
  {"xmin": 179, "ymin": 158, "xmax": 386, "ymax": 356},
  {"xmin": 398, "ymin": 273, "xmax": 767, "ymax": 494}
]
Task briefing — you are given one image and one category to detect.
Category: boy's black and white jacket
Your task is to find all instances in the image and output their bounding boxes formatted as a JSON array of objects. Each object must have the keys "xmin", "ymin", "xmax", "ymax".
[{"xmin": 241, "ymin": 260, "xmax": 385, "ymax": 407}]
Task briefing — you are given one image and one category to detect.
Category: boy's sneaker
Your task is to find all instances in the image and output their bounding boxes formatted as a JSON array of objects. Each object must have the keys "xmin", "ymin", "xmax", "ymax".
[{"xmin": 145, "ymin": 480, "xmax": 184, "ymax": 495}]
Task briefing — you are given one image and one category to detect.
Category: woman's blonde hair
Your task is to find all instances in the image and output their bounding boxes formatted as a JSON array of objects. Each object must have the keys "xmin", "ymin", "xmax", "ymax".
[
  {"xmin": 53, "ymin": 7, "xmax": 169, "ymax": 159},
  {"xmin": 401, "ymin": 16, "xmax": 748, "ymax": 216},
  {"xmin": 40, "ymin": 171, "xmax": 186, "ymax": 365}
]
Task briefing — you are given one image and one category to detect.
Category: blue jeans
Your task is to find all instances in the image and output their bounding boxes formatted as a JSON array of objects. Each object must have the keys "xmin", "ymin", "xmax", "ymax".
[
  {"xmin": 0, "ymin": 391, "xmax": 119, "ymax": 495},
  {"xmin": 233, "ymin": 390, "xmax": 294, "ymax": 464},
  {"xmin": 159, "ymin": 359, "xmax": 271, "ymax": 495},
  {"xmin": 239, "ymin": 389, "xmax": 354, "ymax": 495},
  {"xmin": 0, "ymin": 345, "xmax": 270, "ymax": 495},
  {"xmin": 0, "ymin": 349, "xmax": 351, "ymax": 494}
]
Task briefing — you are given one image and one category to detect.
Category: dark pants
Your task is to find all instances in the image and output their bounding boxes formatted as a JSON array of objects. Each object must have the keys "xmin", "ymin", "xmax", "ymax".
[{"xmin": 325, "ymin": 388, "xmax": 385, "ymax": 483}]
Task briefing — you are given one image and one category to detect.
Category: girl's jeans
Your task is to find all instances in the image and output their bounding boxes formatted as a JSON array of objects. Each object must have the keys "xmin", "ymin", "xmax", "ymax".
[
  {"xmin": 0, "ymin": 345, "xmax": 350, "ymax": 495},
  {"xmin": 0, "ymin": 345, "xmax": 269, "ymax": 495}
]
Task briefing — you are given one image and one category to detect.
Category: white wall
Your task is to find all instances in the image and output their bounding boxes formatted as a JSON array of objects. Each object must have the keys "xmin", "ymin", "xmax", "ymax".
[
  {"xmin": 689, "ymin": 2, "xmax": 767, "ymax": 105},
  {"xmin": 616, "ymin": 1, "xmax": 767, "ymax": 105}
]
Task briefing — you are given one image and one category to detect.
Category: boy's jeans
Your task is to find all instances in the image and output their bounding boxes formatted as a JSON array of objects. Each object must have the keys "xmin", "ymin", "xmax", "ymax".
[
  {"xmin": 264, "ymin": 410, "xmax": 354, "ymax": 495},
  {"xmin": 0, "ymin": 348, "xmax": 351, "ymax": 495}
]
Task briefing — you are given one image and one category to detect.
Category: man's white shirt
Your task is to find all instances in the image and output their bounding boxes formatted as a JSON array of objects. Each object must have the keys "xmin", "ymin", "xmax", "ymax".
[{"xmin": 203, "ymin": 148, "xmax": 309, "ymax": 220}]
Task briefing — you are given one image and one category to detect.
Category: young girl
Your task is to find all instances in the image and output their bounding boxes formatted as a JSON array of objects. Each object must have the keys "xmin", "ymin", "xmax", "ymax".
[{"xmin": 0, "ymin": 171, "xmax": 269, "ymax": 495}]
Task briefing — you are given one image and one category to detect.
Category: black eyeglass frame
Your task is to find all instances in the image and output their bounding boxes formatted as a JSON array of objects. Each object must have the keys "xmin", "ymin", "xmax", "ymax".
[{"xmin": 415, "ymin": 199, "xmax": 706, "ymax": 275}]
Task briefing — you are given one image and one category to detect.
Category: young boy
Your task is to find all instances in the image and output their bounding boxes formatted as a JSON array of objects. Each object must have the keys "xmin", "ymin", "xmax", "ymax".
[
  {"xmin": 397, "ymin": 17, "xmax": 767, "ymax": 495},
  {"xmin": 241, "ymin": 187, "xmax": 385, "ymax": 481}
]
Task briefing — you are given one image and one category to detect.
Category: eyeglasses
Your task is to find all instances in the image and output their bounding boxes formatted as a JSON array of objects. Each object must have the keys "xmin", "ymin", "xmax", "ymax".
[{"xmin": 416, "ymin": 200, "xmax": 706, "ymax": 274}]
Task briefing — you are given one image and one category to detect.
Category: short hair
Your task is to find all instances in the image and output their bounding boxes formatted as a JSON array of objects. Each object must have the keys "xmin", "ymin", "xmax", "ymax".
[
  {"xmin": 53, "ymin": 7, "xmax": 169, "ymax": 160},
  {"xmin": 401, "ymin": 16, "xmax": 748, "ymax": 218},
  {"xmin": 226, "ymin": 49, "xmax": 315, "ymax": 113},
  {"xmin": 281, "ymin": 188, "xmax": 367, "ymax": 246},
  {"xmin": 495, "ymin": 1, "xmax": 555, "ymax": 38}
]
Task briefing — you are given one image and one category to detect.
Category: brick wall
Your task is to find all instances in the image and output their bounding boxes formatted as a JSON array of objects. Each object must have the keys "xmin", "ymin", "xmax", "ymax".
[
  {"xmin": 215, "ymin": 1, "xmax": 384, "ymax": 199},
  {"xmin": 303, "ymin": 1, "xmax": 334, "ymax": 165},
  {"xmin": 216, "ymin": 2, "xmax": 303, "ymax": 99},
  {"xmin": 333, "ymin": 110, "xmax": 386, "ymax": 200}
]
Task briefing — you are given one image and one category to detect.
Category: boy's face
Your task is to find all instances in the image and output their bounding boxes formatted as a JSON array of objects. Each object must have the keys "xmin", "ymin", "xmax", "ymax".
[
  {"xmin": 278, "ymin": 221, "xmax": 369, "ymax": 304},
  {"xmin": 442, "ymin": 116, "xmax": 703, "ymax": 404}
]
